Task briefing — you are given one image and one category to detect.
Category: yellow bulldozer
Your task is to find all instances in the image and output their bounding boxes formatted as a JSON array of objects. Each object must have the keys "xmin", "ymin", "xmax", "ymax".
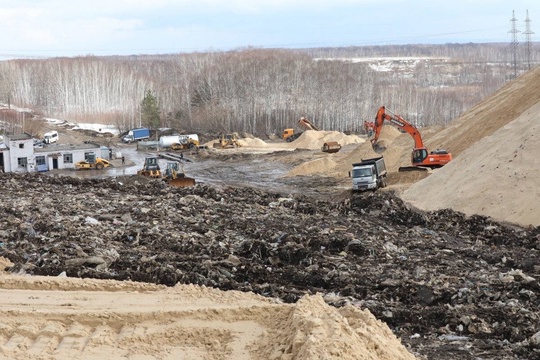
[
  {"xmin": 75, "ymin": 157, "xmax": 111, "ymax": 170},
  {"xmin": 213, "ymin": 133, "xmax": 239, "ymax": 149},
  {"xmin": 137, "ymin": 156, "xmax": 195, "ymax": 187},
  {"xmin": 137, "ymin": 157, "xmax": 162, "ymax": 178},
  {"xmin": 163, "ymin": 161, "xmax": 196, "ymax": 187}
]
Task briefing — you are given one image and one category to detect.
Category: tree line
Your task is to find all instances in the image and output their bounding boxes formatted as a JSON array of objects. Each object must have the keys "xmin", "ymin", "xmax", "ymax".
[{"xmin": 0, "ymin": 43, "xmax": 536, "ymax": 137}]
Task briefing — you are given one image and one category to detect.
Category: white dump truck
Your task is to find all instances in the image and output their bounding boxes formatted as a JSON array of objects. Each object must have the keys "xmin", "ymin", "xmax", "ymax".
[{"xmin": 350, "ymin": 156, "xmax": 388, "ymax": 191}]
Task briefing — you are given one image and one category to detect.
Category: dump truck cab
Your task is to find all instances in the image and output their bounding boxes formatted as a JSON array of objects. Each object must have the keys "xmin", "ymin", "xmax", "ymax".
[{"xmin": 350, "ymin": 156, "xmax": 388, "ymax": 191}]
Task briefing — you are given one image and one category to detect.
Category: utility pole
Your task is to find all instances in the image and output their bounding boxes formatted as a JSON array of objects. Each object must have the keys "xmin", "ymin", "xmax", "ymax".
[
  {"xmin": 509, "ymin": 10, "xmax": 520, "ymax": 78},
  {"xmin": 524, "ymin": 10, "xmax": 534, "ymax": 71}
]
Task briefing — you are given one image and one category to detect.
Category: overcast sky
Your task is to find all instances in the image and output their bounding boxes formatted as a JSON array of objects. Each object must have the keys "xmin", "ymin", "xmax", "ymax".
[{"xmin": 0, "ymin": 0, "xmax": 537, "ymax": 59}]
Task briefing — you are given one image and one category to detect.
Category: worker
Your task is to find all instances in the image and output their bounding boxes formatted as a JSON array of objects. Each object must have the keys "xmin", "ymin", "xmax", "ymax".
[
  {"xmin": 109, "ymin": 149, "xmax": 113, "ymax": 160},
  {"xmin": 121, "ymin": 156, "xmax": 125, "ymax": 165}
]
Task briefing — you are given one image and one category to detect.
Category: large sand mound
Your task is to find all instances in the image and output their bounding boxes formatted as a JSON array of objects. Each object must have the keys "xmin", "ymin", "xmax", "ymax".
[
  {"xmin": 430, "ymin": 66, "xmax": 540, "ymax": 156},
  {"xmin": 401, "ymin": 101, "xmax": 540, "ymax": 227},
  {"xmin": 291, "ymin": 130, "xmax": 365, "ymax": 150},
  {"xmin": 0, "ymin": 270, "xmax": 416, "ymax": 360}
]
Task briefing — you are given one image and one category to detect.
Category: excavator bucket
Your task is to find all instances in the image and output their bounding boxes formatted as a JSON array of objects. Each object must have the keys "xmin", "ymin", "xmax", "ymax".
[
  {"xmin": 371, "ymin": 142, "xmax": 386, "ymax": 153},
  {"xmin": 167, "ymin": 176, "xmax": 196, "ymax": 187}
]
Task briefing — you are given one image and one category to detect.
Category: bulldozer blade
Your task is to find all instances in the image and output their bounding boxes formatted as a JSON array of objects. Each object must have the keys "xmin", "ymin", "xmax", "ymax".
[
  {"xmin": 398, "ymin": 166, "xmax": 429, "ymax": 172},
  {"xmin": 168, "ymin": 177, "xmax": 196, "ymax": 187}
]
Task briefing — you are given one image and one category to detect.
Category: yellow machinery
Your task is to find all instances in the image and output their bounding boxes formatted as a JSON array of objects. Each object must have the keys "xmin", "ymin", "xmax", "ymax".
[
  {"xmin": 282, "ymin": 117, "xmax": 320, "ymax": 142},
  {"xmin": 163, "ymin": 161, "xmax": 196, "ymax": 187},
  {"xmin": 213, "ymin": 133, "xmax": 239, "ymax": 149},
  {"xmin": 171, "ymin": 135, "xmax": 200, "ymax": 150},
  {"xmin": 138, "ymin": 157, "xmax": 195, "ymax": 187},
  {"xmin": 137, "ymin": 157, "xmax": 162, "ymax": 178},
  {"xmin": 75, "ymin": 157, "xmax": 111, "ymax": 170},
  {"xmin": 322, "ymin": 141, "xmax": 342, "ymax": 153}
]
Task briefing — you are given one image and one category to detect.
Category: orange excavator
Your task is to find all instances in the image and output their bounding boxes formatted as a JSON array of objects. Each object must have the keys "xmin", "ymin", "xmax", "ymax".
[{"xmin": 371, "ymin": 106, "xmax": 452, "ymax": 171}]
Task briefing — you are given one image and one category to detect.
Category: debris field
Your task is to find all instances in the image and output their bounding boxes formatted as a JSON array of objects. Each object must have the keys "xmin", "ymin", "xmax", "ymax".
[{"xmin": 1, "ymin": 172, "xmax": 539, "ymax": 359}]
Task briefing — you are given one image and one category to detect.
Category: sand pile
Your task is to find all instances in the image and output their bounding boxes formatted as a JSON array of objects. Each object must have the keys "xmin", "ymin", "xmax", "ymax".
[
  {"xmin": 280, "ymin": 126, "xmax": 406, "ymax": 178},
  {"xmin": 283, "ymin": 156, "xmax": 338, "ymax": 177},
  {"xmin": 0, "ymin": 270, "xmax": 416, "ymax": 360},
  {"xmin": 237, "ymin": 137, "xmax": 269, "ymax": 147},
  {"xmin": 255, "ymin": 295, "xmax": 416, "ymax": 360},
  {"xmin": 291, "ymin": 130, "xmax": 364, "ymax": 150},
  {"xmin": 402, "ymin": 101, "xmax": 540, "ymax": 227}
]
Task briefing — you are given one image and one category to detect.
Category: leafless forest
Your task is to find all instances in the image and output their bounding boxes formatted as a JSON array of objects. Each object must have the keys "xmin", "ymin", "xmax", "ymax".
[{"xmin": 0, "ymin": 43, "xmax": 536, "ymax": 136}]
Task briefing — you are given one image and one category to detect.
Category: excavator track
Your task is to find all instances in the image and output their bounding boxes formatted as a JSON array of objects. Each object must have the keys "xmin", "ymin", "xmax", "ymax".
[{"xmin": 398, "ymin": 166, "xmax": 429, "ymax": 172}]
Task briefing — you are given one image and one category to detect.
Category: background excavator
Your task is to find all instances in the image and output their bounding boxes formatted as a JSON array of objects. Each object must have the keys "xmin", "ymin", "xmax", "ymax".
[{"xmin": 371, "ymin": 106, "xmax": 452, "ymax": 171}]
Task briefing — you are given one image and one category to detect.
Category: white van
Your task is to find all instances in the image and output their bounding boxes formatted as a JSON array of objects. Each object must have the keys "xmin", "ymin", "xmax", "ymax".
[{"xmin": 43, "ymin": 130, "xmax": 59, "ymax": 144}]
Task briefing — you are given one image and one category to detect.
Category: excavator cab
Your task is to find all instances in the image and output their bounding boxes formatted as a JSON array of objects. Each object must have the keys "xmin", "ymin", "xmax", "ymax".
[{"xmin": 412, "ymin": 148, "xmax": 428, "ymax": 164}]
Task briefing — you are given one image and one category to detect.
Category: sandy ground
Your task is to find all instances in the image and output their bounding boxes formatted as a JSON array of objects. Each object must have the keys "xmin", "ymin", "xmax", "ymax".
[{"xmin": 0, "ymin": 260, "xmax": 415, "ymax": 360}]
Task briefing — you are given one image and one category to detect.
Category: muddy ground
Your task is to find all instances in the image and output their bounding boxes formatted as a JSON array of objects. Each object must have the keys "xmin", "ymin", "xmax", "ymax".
[{"xmin": 1, "ymin": 164, "xmax": 539, "ymax": 359}]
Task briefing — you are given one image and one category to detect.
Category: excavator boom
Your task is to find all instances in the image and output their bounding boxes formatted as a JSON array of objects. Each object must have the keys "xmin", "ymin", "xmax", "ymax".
[{"xmin": 371, "ymin": 106, "xmax": 452, "ymax": 169}]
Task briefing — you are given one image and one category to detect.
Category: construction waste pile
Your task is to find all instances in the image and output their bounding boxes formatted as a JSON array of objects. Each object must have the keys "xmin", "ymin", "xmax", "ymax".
[{"xmin": 1, "ymin": 172, "xmax": 539, "ymax": 359}]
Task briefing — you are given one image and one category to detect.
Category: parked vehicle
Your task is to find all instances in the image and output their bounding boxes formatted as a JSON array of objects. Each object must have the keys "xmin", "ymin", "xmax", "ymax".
[
  {"xmin": 349, "ymin": 156, "xmax": 388, "ymax": 191},
  {"xmin": 75, "ymin": 157, "xmax": 111, "ymax": 170},
  {"xmin": 282, "ymin": 129, "xmax": 302, "ymax": 142},
  {"xmin": 43, "ymin": 131, "xmax": 58, "ymax": 144},
  {"xmin": 321, "ymin": 141, "xmax": 341, "ymax": 153},
  {"xmin": 33, "ymin": 138, "xmax": 44, "ymax": 148},
  {"xmin": 122, "ymin": 128, "xmax": 150, "ymax": 143}
]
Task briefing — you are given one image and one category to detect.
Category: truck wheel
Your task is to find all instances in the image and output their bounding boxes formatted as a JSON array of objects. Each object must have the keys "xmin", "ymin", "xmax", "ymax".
[
  {"xmin": 96, "ymin": 163, "xmax": 104, "ymax": 170},
  {"xmin": 382, "ymin": 177, "xmax": 387, "ymax": 188}
]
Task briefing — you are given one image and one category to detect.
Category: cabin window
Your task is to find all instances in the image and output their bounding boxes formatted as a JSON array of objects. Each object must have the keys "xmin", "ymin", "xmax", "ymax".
[
  {"xmin": 17, "ymin": 157, "xmax": 28, "ymax": 167},
  {"xmin": 63, "ymin": 153, "xmax": 73, "ymax": 163},
  {"xmin": 19, "ymin": 143, "xmax": 24, "ymax": 149},
  {"xmin": 35, "ymin": 156, "xmax": 46, "ymax": 165}
]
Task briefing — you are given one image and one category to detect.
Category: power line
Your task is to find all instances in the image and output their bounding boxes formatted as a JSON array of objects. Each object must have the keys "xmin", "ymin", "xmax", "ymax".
[
  {"xmin": 509, "ymin": 10, "xmax": 520, "ymax": 78},
  {"xmin": 523, "ymin": 10, "xmax": 534, "ymax": 71}
]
